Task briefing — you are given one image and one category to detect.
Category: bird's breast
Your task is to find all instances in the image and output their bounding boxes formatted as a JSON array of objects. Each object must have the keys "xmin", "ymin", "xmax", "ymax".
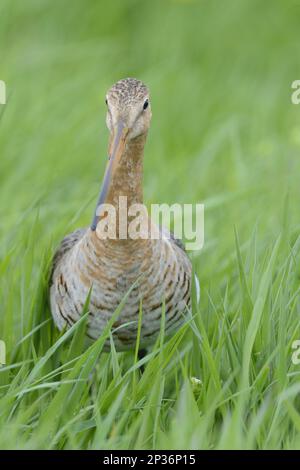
[{"xmin": 50, "ymin": 228, "xmax": 192, "ymax": 350}]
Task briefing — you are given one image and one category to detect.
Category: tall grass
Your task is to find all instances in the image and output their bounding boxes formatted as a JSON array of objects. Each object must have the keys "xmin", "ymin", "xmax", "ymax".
[{"xmin": 1, "ymin": 0, "xmax": 300, "ymax": 449}]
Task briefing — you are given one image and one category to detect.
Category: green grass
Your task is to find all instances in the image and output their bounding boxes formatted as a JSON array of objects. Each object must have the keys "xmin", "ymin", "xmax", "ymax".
[{"xmin": 1, "ymin": 0, "xmax": 300, "ymax": 450}]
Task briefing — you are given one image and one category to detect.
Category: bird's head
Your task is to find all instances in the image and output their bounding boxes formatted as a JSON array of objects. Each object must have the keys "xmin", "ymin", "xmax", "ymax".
[{"xmin": 105, "ymin": 77, "xmax": 151, "ymax": 143}]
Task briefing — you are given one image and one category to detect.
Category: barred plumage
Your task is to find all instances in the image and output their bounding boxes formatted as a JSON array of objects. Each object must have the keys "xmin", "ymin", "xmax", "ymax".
[{"xmin": 50, "ymin": 78, "xmax": 195, "ymax": 351}]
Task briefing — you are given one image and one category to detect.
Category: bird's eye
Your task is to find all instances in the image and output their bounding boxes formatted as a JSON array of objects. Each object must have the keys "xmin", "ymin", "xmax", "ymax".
[
  {"xmin": 143, "ymin": 99, "xmax": 149, "ymax": 110},
  {"xmin": 105, "ymin": 98, "xmax": 108, "ymax": 105}
]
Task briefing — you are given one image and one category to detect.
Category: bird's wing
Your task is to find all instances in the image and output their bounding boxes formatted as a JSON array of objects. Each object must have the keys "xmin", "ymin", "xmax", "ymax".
[
  {"xmin": 50, "ymin": 228, "xmax": 87, "ymax": 282},
  {"xmin": 159, "ymin": 225, "xmax": 186, "ymax": 252},
  {"xmin": 160, "ymin": 225, "xmax": 201, "ymax": 304}
]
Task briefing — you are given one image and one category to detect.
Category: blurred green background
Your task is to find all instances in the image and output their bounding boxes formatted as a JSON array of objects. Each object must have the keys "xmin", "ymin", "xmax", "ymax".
[
  {"xmin": 1, "ymin": 0, "xmax": 300, "ymax": 450},
  {"xmin": 1, "ymin": 0, "xmax": 300, "ymax": 327},
  {"xmin": 1, "ymin": 0, "xmax": 300, "ymax": 239}
]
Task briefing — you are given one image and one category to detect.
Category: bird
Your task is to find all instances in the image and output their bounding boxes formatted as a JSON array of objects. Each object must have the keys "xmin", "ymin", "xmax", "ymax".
[{"xmin": 50, "ymin": 77, "xmax": 197, "ymax": 351}]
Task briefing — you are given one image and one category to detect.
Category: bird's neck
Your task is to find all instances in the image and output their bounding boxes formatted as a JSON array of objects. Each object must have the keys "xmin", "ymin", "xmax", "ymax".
[
  {"xmin": 90, "ymin": 132, "xmax": 151, "ymax": 247},
  {"xmin": 105, "ymin": 133, "xmax": 146, "ymax": 208}
]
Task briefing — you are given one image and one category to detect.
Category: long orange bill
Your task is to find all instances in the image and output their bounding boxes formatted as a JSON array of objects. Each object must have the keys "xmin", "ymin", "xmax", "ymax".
[{"xmin": 91, "ymin": 122, "xmax": 128, "ymax": 231}]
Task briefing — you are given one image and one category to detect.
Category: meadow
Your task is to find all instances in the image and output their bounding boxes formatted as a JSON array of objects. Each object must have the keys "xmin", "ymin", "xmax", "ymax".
[{"xmin": 1, "ymin": 0, "xmax": 300, "ymax": 449}]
